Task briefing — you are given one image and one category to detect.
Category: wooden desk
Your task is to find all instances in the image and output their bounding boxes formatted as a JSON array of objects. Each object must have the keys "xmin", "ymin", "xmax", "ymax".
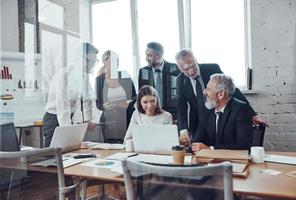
[
  {"xmin": 233, "ymin": 151, "xmax": 296, "ymax": 199},
  {"xmin": 64, "ymin": 150, "xmax": 296, "ymax": 199}
]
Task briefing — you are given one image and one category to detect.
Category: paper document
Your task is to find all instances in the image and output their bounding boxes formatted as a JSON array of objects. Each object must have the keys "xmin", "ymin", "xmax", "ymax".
[
  {"xmin": 32, "ymin": 158, "xmax": 81, "ymax": 168},
  {"xmin": 195, "ymin": 149, "xmax": 249, "ymax": 161},
  {"xmin": 264, "ymin": 154, "xmax": 296, "ymax": 165},
  {"xmin": 90, "ymin": 143, "xmax": 125, "ymax": 150},
  {"xmin": 106, "ymin": 152, "xmax": 138, "ymax": 160},
  {"xmin": 32, "ymin": 153, "xmax": 97, "ymax": 168},
  {"xmin": 232, "ymin": 162, "xmax": 248, "ymax": 174}
]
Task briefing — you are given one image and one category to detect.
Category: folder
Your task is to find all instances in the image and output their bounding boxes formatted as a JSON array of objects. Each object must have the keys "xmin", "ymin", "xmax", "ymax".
[{"xmin": 195, "ymin": 149, "xmax": 249, "ymax": 161}]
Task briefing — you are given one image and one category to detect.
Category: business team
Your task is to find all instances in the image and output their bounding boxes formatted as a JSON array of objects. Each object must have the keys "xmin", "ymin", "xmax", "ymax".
[{"xmin": 43, "ymin": 41, "xmax": 264, "ymax": 150}]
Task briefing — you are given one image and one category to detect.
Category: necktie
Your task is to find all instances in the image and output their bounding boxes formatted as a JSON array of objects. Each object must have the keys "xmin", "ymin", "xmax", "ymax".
[
  {"xmin": 155, "ymin": 69, "xmax": 163, "ymax": 105},
  {"xmin": 216, "ymin": 112, "xmax": 223, "ymax": 133},
  {"xmin": 195, "ymin": 76, "xmax": 205, "ymax": 102},
  {"xmin": 216, "ymin": 111, "xmax": 223, "ymax": 144}
]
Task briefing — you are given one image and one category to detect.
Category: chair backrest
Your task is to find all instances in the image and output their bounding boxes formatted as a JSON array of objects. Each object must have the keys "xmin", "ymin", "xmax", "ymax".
[
  {"xmin": 252, "ymin": 124, "xmax": 266, "ymax": 147},
  {"xmin": 0, "ymin": 147, "xmax": 80, "ymax": 200},
  {"xmin": 0, "ymin": 122, "xmax": 20, "ymax": 151},
  {"xmin": 122, "ymin": 159, "xmax": 233, "ymax": 200}
]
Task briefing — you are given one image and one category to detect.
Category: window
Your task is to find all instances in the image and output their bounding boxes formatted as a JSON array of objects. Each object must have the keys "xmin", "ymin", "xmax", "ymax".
[
  {"xmin": 38, "ymin": 0, "xmax": 64, "ymax": 29},
  {"xmin": 191, "ymin": 0, "xmax": 246, "ymax": 87},
  {"xmin": 92, "ymin": 0, "xmax": 133, "ymax": 77},
  {"xmin": 91, "ymin": 0, "xmax": 249, "ymax": 88},
  {"xmin": 137, "ymin": 0, "xmax": 180, "ymax": 67}
]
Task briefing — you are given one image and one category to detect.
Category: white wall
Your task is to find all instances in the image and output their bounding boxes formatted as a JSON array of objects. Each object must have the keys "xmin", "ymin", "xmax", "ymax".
[
  {"xmin": 0, "ymin": 0, "xmax": 19, "ymax": 51},
  {"xmin": 247, "ymin": 0, "xmax": 296, "ymax": 151}
]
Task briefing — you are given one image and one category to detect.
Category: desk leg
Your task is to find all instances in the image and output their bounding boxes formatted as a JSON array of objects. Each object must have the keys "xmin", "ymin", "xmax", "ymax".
[
  {"xmin": 19, "ymin": 128, "xmax": 23, "ymax": 146},
  {"xmin": 80, "ymin": 180, "xmax": 87, "ymax": 200},
  {"xmin": 39, "ymin": 126, "xmax": 43, "ymax": 148}
]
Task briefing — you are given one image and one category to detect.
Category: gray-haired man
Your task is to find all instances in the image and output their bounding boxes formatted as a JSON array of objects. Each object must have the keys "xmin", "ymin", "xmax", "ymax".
[
  {"xmin": 175, "ymin": 48, "xmax": 264, "ymax": 146},
  {"xmin": 191, "ymin": 74, "xmax": 253, "ymax": 151}
]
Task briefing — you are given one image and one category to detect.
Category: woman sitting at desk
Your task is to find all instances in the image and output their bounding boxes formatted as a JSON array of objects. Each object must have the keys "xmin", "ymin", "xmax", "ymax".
[{"xmin": 124, "ymin": 85, "xmax": 172, "ymax": 142}]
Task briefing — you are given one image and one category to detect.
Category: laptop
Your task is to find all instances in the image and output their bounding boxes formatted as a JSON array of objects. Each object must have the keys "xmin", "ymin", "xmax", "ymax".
[
  {"xmin": 0, "ymin": 122, "xmax": 20, "ymax": 151},
  {"xmin": 132, "ymin": 124, "xmax": 179, "ymax": 154},
  {"xmin": 50, "ymin": 123, "xmax": 88, "ymax": 152}
]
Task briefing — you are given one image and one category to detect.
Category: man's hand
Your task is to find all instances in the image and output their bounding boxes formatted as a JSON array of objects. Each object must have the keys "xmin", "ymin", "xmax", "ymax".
[
  {"xmin": 191, "ymin": 142, "xmax": 210, "ymax": 152},
  {"xmin": 179, "ymin": 131, "xmax": 190, "ymax": 147},
  {"xmin": 252, "ymin": 115, "xmax": 268, "ymax": 126},
  {"xmin": 87, "ymin": 121, "xmax": 96, "ymax": 131}
]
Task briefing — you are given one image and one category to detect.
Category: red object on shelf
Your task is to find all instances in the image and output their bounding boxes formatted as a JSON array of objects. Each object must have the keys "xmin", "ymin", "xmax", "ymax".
[
  {"xmin": 4, "ymin": 66, "xmax": 8, "ymax": 79},
  {"xmin": 6, "ymin": 67, "xmax": 9, "ymax": 79},
  {"xmin": 2, "ymin": 67, "xmax": 5, "ymax": 79}
]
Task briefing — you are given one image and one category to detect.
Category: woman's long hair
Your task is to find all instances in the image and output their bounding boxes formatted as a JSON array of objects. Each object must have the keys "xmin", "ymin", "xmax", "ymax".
[{"xmin": 137, "ymin": 85, "xmax": 163, "ymax": 115}]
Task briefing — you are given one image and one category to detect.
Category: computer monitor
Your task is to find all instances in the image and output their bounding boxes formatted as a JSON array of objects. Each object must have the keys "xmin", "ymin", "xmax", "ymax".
[{"xmin": 0, "ymin": 122, "xmax": 20, "ymax": 151}]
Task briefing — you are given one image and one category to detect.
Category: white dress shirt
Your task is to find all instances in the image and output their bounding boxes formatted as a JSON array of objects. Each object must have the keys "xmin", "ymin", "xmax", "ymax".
[{"xmin": 44, "ymin": 67, "xmax": 93, "ymax": 126}]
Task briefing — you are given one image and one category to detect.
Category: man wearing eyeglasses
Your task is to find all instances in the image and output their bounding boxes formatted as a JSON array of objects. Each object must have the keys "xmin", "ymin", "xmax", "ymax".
[
  {"xmin": 43, "ymin": 42, "xmax": 98, "ymax": 147},
  {"xmin": 176, "ymin": 49, "xmax": 264, "ymax": 146}
]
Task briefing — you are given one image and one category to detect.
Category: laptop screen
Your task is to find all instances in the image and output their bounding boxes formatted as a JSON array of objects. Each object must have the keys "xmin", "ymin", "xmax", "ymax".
[{"xmin": 0, "ymin": 123, "xmax": 20, "ymax": 151}]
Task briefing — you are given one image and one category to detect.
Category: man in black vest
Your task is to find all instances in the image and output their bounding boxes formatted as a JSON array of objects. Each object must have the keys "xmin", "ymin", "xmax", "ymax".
[
  {"xmin": 138, "ymin": 42, "xmax": 180, "ymax": 119},
  {"xmin": 176, "ymin": 49, "xmax": 264, "ymax": 145}
]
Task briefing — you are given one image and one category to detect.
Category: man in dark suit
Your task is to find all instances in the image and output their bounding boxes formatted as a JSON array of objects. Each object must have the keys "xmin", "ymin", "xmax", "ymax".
[
  {"xmin": 176, "ymin": 49, "xmax": 263, "ymax": 145},
  {"xmin": 191, "ymin": 74, "xmax": 253, "ymax": 151},
  {"xmin": 138, "ymin": 42, "xmax": 180, "ymax": 119}
]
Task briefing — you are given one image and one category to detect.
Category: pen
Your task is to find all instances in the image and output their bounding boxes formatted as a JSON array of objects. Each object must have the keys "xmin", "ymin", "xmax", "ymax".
[{"xmin": 127, "ymin": 153, "xmax": 138, "ymax": 158}]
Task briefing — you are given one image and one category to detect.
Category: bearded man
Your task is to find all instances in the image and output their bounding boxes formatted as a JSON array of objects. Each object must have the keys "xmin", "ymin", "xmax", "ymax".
[{"xmin": 191, "ymin": 73, "xmax": 253, "ymax": 151}]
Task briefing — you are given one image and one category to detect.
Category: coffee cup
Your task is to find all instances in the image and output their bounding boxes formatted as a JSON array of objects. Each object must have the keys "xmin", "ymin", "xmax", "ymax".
[
  {"xmin": 251, "ymin": 146, "xmax": 265, "ymax": 163},
  {"xmin": 125, "ymin": 139, "xmax": 134, "ymax": 152},
  {"xmin": 172, "ymin": 145, "xmax": 185, "ymax": 165}
]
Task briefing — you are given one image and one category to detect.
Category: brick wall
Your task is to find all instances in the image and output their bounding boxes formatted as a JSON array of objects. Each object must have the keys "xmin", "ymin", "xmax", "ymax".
[{"xmin": 246, "ymin": 0, "xmax": 296, "ymax": 151}]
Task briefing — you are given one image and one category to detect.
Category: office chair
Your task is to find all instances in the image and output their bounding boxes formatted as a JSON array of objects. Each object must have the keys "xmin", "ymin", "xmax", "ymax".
[
  {"xmin": 122, "ymin": 159, "xmax": 233, "ymax": 200},
  {"xmin": 252, "ymin": 124, "xmax": 266, "ymax": 147},
  {"xmin": 0, "ymin": 147, "xmax": 81, "ymax": 200}
]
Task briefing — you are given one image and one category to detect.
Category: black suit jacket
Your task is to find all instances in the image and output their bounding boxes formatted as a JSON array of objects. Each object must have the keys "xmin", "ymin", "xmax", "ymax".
[
  {"xmin": 138, "ymin": 60, "xmax": 180, "ymax": 118},
  {"xmin": 176, "ymin": 63, "xmax": 256, "ymax": 136},
  {"xmin": 192, "ymin": 98, "xmax": 253, "ymax": 150}
]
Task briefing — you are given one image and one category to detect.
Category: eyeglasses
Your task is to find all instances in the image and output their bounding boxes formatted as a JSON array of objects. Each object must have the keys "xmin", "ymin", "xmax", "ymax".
[{"xmin": 183, "ymin": 62, "xmax": 197, "ymax": 71}]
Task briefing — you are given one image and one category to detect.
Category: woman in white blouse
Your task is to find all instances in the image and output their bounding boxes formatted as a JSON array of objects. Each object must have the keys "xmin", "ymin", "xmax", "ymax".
[
  {"xmin": 124, "ymin": 85, "xmax": 172, "ymax": 142},
  {"xmin": 96, "ymin": 50, "xmax": 136, "ymax": 143}
]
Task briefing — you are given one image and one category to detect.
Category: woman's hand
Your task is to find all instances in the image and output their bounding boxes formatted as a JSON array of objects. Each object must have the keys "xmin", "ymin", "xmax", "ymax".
[{"xmin": 103, "ymin": 102, "xmax": 114, "ymax": 110}]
